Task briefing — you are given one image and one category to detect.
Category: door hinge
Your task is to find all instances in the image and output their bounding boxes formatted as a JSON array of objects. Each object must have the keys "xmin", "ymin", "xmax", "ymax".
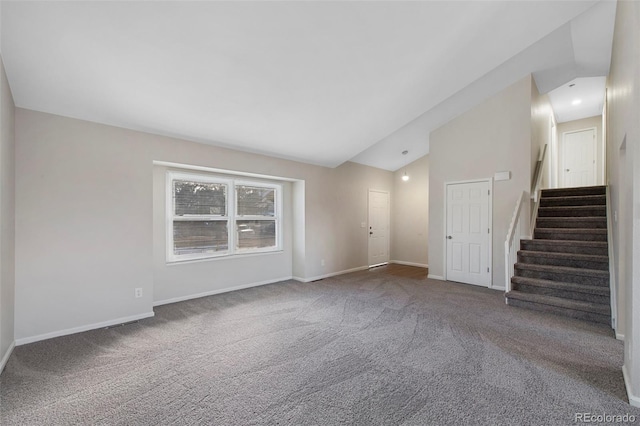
[
  {"xmin": 487, "ymin": 267, "xmax": 490, "ymax": 273},
  {"xmin": 488, "ymin": 189, "xmax": 490, "ymax": 196},
  {"xmin": 487, "ymin": 228, "xmax": 490, "ymax": 234}
]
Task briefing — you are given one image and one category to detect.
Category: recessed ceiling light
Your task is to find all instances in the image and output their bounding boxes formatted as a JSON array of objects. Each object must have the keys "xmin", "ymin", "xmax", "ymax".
[
  {"xmin": 569, "ymin": 83, "xmax": 576, "ymax": 87},
  {"xmin": 402, "ymin": 150, "xmax": 408, "ymax": 155},
  {"xmin": 572, "ymin": 99, "xmax": 582, "ymax": 106}
]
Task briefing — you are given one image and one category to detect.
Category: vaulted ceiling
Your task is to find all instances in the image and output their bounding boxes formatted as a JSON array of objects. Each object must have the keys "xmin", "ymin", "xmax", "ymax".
[{"xmin": 1, "ymin": 1, "xmax": 616, "ymax": 171}]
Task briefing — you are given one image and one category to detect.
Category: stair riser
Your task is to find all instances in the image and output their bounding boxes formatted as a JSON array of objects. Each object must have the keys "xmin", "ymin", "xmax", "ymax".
[
  {"xmin": 535, "ymin": 219, "xmax": 607, "ymax": 229},
  {"xmin": 511, "ymin": 283, "xmax": 610, "ymax": 304},
  {"xmin": 538, "ymin": 207, "xmax": 606, "ymax": 217},
  {"xmin": 520, "ymin": 241, "xmax": 608, "ymax": 256},
  {"xmin": 517, "ymin": 254, "xmax": 609, "ymax": 270},
  {"xmin": 515, "ymin": 268, "xmax": 609, "ymax": 286},
  {"xmin": 541, "ymin": 187, "xmax": 606, "ymax": 198},
  {"xmin": 506, "ymin": 298, "xmax": 611, "ymax": 325},
  {"xmin": 533, "ymin": 230, "xmax": 607, "ymax": 242},
  {"xmin": 540, "ymin": 197, "xmax": 606, "ymax": 207}
]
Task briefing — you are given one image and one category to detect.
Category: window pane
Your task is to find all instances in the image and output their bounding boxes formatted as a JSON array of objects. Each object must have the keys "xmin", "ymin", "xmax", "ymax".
[
  {"xmin": 174, "ymin": 180, "xmax": 226, "ymax": 216},
  {"xmin": 237, "ymin": 186, "xmax": 275, "ymax": 216},
  {"xmin": 173, "ymin": 221, "xmax": 228, "ymax": 255},
  {"xmin": 237, "ymin": 220, "xmax": 276, "ymax": 250}
]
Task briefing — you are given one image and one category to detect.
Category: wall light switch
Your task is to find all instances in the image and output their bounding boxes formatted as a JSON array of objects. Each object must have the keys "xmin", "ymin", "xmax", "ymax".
[
  {"xmin": 361, "ymin": 222, "xmax": 366, "ymax": 228},
  {"xmin": 494, "ymin": 171, "xmax": 511, "ymax": 181}
]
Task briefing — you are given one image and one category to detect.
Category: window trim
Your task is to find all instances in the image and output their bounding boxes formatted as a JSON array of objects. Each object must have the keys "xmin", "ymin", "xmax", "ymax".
[{"xmin": 166, "ymin": 171, "xmax": 283, "ymax": 263}]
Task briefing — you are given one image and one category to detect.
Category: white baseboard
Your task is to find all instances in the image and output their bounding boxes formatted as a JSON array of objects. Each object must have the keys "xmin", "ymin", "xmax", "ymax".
[
  {"xmin": 622, "ymin": 364, "xmax": 640, "ymax": 407},
  {"xmin": 427, "ymin": 274, "xmax": 445, "ymax": 280},
  {"xmin": 16, "ymin": 312, "xmax": 156, "ymax": 346},
  {"xmin": 617, "ymin": 332, "xmax": 625, "ymax": 341},
  {"xmin": 490, "ymin": 285, "xmax": 506, "ymax": 291},
  {"xmin": 390, "ymin": 260, "xmax": 428, "ymax": 268},
  {"xmin": 0, "ymin": 340, "xmax": 15, "ymax": 374},
  {"xmin": 154, "ymin": 276, "xmax": 293, "ymax": 306},
  {"xmin": 294, "ymin": 266, "xmax": 369, "ymax": 283}
]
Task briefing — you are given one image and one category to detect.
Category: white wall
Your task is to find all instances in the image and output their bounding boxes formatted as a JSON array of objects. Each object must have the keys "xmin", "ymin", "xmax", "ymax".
[
  {"xmin": 0, "ymin": 54, "xmax": 15, "ymax": 366},
  {"xmin": 14, "ymin": 108, "xmax": 394, "ymax": 342},
  {"xmin": 428, "ymin": 75, "xmax": 533, "ymax": 288},
  {"xmin": 606, "ymin": 0, "xmax": 640, "ymax": 407},
  {"xmin": 391, "ymin": 155, "xmax": 428, "ymax": 267},
  {"xmin": 15, "ymin": 110, "xmax": 156, "ymax": 343},
  {"xmin": 557, "ymin": 115, "xmax": 604, "ymax": 186},
  {"xmin": 531, "ymin": 79, "xmax": 554, "ymax": 191},
  {"xmin": 319, "ymin": 162, "xmax": 394, "ymax": 276}
]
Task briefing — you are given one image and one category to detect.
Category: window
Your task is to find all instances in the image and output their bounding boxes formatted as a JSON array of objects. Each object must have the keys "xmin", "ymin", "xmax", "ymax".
[{"xmin": 167, "ymin": 171, "xmax": 282, "ymax": 262}]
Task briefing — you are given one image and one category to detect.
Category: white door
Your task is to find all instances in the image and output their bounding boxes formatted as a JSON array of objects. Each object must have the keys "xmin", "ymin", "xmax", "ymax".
[
  {"xmin": 368, "ymin": 190, "xmax": 389, "ymax": 267},
  {"xmin": 446, "ymin": 181, "xmax": 491, "ymax": 287},
  {"xmin": 562, "ymin": 129, "xmax": 596, "ymax": 187}
]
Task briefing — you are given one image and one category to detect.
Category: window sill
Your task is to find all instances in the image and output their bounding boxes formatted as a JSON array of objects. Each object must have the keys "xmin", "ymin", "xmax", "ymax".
[{"xmin": 166, "ymin": 249, "xmax": 284, "ymax": 266}]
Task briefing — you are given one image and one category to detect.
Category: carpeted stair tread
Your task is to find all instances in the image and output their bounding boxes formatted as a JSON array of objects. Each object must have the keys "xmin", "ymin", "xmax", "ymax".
[
  {"xmin": 535, "ymin": 217, "xmax": 607, "ymax": 228},
  {"xmin": 534, "ymin": 228, "xmax": 607, "ymax": 234},
  {"xmin": 520, "ymin": 239, "xmax": 607, "ymax": 248},
  {"xmin": 538, "ymin": 205, "xmax": 606, "ymax": 217},
  {"xmin": 508, "ymin": 185, "xmax": 612, "ymax": 324},
  {"xmin": 510, "ymin": 276, "xmax": 610, "ymax": 296},
  {"xmin": 533, "ymin": 228, "xmax": 607, "ymax": 242},
  {"xmin": 511, "ymin": 274, "xmax": 610, "ymax": 303},
  {"xmin": 520, "ymin": 239, "xmax": 608, "ymax": 256},
  {"xmin": 517, "ymin": 250, "xmax": 608, "ymax": 270},
  {"xmin": 541, "ymin": 186, "xmax": 606, "ymax": 197},
  {"xmin": 540, "ymin": 194, "xmax": 606, "ymax": 207},
  {"xmin": 514, "ymin": 263, "xmax": 609, "ymax": 278},
  {"xmin": 506, "ymin": 295, "xmax": 611, "ymax": 324},
  {"xmin": 514, "ymin": 263, "xmax": 609, "ymax": 287},
  {"xmin": 517, "ymin": 250, "xmax": 608, "ymax": 263},
  {"xmin": 507, "ymin": 291, "xmax": 610, "ymax": 315}
]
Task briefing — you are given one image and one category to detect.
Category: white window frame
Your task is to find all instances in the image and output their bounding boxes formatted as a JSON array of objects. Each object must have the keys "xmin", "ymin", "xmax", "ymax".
[{"xmin": 166, "ymin": 171, "xmax": 283, "ymax": 263}]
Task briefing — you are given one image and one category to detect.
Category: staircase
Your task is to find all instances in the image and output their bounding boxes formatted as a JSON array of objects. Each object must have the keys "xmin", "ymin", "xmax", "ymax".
[{"xmin": 506, "ymin": 185, "xmax": 611, "ymax": 325}]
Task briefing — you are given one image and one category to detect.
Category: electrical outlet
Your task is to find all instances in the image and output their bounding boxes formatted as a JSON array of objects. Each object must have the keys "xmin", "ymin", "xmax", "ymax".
[
  {"xmin": 321, "ymin": 259, "xmax": 325, "ymax": 267},
  {"xmin": 134, "ymin": 288, "xmax": 143, "ymax": 298}
]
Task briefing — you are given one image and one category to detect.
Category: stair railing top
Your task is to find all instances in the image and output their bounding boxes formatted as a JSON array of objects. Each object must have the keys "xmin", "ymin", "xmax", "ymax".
[
  {"xmin": 530, "ymin": 143, "xmax": 548, "ymax": 234},
  {"xmin": 504, "ymin": 190, "xmax": 528, "ymax": 293},
  {"xmin": 531, "ymin": 143, "xmax": 548, "ymax": 203}
]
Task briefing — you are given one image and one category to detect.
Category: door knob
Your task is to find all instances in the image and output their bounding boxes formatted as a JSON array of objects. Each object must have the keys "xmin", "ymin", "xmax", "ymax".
[
  {"xmin": 566, "ymin": 169, "xmax": 570, "ymax": 172},
  {"xmin": 369, "ymin": 232, "xmax": 373, "ymax": 235},
  {"xmin": 446, "ymin": 236, "xmax": 452, "ymax": 239}
]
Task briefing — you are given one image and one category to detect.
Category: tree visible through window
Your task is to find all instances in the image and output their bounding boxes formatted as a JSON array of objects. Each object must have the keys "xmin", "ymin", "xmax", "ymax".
[
  {"xmin": 167, "ymin": 172, "xmax": 281, "ymax": 262},
  {"xmin": 173, "ymin": 180, "xmax": 228, "ymax": 256},
  {"xmin": 236, "ymin": 185, "xmax": 276, "ymax": 250}
]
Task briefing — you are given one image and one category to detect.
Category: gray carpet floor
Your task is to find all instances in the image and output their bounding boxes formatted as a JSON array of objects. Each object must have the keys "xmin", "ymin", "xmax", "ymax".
[{"xmin": 1, "ymin": 265, "xmax": 638, "ymax": 425}]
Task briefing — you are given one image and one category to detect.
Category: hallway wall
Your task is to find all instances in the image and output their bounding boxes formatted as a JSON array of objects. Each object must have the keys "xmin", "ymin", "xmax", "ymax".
[{"xmin": 606, "ymin": 0, "xmax": 640, "ymax": 407}]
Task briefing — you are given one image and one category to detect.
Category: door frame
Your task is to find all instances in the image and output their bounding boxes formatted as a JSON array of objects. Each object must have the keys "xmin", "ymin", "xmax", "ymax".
[
  {"xmin": 443, "ymin": 178, "xmax": 494, "ymax": 288},
  {"xmin": 549, "ymin": 114, "xmax": 558, "ymax": 188},
  {"xmin": 368, "ymin": 189, "xmax": 390, "ymax": 267},
  {"xmin": 560, "ymin": 127, "xmax": 598, "ymax": 188}
]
